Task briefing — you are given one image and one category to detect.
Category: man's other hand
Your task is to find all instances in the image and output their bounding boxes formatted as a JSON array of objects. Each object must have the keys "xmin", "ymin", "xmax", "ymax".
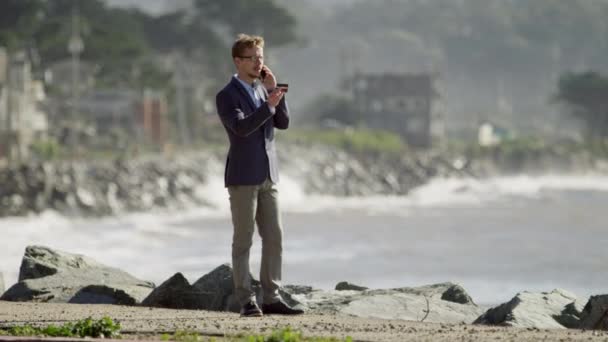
[{"xmin": 268, "ymin": 88, "xmax": 285, "ymax": 108}]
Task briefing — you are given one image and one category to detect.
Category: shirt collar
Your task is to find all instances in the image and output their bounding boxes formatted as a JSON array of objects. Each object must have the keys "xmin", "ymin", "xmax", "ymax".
[{"xmin": 234, "ymin": 74, "xmax": 260, "ymax": 89}]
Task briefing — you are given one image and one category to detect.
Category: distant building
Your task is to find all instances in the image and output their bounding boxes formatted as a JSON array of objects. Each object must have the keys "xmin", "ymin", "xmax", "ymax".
[
  {"xmin": 0, "ymin": 48, "xmax": 49, "ymax": 165},
  {"xmin": 45, "ymin": 59, "xmax": 96, "ymax": 96},
  {"xmin": 347, "ymin": 72, "xmax": 439, "ymax": 148},
  {"xmin": 135, "ymin": 89, "xmax": 168, "ymax": 146},
  {"xmin": 75, "ymin": 88, "xmax": 168, "ymax": 148},
  {"xmin": 78, "ymin": 89, "xmax": 138, "ymax": 133}
]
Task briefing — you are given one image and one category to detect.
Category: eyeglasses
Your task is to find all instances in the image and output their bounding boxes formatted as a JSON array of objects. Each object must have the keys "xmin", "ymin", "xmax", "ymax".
[{"xmin": 238, "ymin": 55, "xmax": 264, "ymax": 62}]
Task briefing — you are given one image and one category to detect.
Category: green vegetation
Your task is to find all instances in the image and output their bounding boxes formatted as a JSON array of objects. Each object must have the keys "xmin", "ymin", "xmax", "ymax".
[
  {"xmin": 30, "ymin": 138, "xmax": 62, "ymax": 160},
  {"xmin": 161, "ymin": 328, "xmax": 353, "ymax": 342},
  {"xmin": 554, "ymin": 71, "xmax": 608, "ymax": 146},
  {"xmin": 1, "ymin": 321, "xmax": 350, "ymax": 342},
  {"xmin": 0, "ymin": 317, "xmax": 121, "ymax": 338},
  {"xmin": 0, "ymin": 0, "xmax": 299, "ymax": 90},
  {"xmin": 241, "ymin": 327, "xmax": 352, "ymax": 342},
  {"xmin": 461, "ymin": 137, "xmax": 548, "ymax": 156},
  {"xmin": 453, "ymin": 136, "xmax": 608, "ymax": 159},
  {"xmin": 308, "ymin": 0, "xmax": 608, "ymax": 78},
  {"xmin": 285, "ymin": 128, "xmax": 407, "ymax": 155}
]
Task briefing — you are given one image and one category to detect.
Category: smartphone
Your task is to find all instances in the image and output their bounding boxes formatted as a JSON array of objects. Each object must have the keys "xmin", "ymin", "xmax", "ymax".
[
  {"xmin": 260, "ymin": 69, "xmax": 267, "ymax": 80},
  {"xmin": 276, "ymin": 83, "xmax": 289, "ymax": 93}
]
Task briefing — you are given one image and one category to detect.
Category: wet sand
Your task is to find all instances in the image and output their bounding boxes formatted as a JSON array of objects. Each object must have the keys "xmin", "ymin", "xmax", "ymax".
[{"xmin": 1, "ymin": 301, "xmax": 607, "ymax": 341}]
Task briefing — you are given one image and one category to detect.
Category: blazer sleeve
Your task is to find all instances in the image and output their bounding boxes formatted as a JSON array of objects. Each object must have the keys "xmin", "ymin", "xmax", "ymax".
[
  {"xmin": 273, "ymin": 96, "xmax": 290, "ymax": 130},
  {"xmin": 216, "ymin": 90, "xmax": 275, "ymax": 137}
]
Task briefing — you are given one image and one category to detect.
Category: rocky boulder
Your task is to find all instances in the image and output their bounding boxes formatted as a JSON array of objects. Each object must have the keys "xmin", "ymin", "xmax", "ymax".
[
  {"xmin": 474, "ymin": 289, "xmax": 584, "ymax": 329},
  {"xmin": 191, "ymin": 264, "xmax": 240, "ymax": 311},
  {"xmin": 140, "ymin": 264, "xmax": 303, "ymax": 312},
  {"xmin": 335, "ymin": 281, "xmax": 368, "ymax": 291},
  {"xmin": 579, "ymin": 295, "xmax": 608, "ymax": 330},
  {"xmin": 142, "ymin": 273, "xmax": 215, "ymax": 309},
  {"xmin": 0, "ymin": 246, "xmax": 154, "ymax": 304},
  {"xmin": 291, "ymin": 282, "xmax": 482, "ymax": 323}
]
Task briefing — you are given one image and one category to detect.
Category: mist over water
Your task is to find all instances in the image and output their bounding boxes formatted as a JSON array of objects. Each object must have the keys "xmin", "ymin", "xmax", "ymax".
[{"xmin": 2, "ymin": 173, "xmax": 607, "ymax": 305}]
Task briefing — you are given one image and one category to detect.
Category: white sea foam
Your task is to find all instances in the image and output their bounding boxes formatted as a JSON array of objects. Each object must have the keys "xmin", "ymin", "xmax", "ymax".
[
  {"xmin": 278, "ymin": 173, "xmax": 608, "ymax": 213},
  {"xmin": 1, "ymin": 173, "xmax": 607, "ymax": 303}
]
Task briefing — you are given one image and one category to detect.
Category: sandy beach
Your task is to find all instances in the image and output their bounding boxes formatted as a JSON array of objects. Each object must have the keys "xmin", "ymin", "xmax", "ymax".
[{"xmin": 1, "ymin": 301, "xmax": 607, "ymax": 342}]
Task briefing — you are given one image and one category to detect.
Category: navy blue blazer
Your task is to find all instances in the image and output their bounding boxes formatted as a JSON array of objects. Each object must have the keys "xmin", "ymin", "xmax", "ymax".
[{"xmin": 216, "ymin": 76, "xmax": 289, "ymax": 187}]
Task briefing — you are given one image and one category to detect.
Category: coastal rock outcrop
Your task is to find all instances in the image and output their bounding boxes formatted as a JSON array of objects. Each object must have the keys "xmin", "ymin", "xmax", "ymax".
[
  {"xmin": 289, "ymin": 282, "xmax": 482, "ymax": 323},
  {"xmin": 0, "ymin": 154, "xmax": 215, "ymax": 217},
  {"xmin": 2, "ymin": 246, "xmax": 602, "ymax": 331},
  {"xmin": 579, "ymin": 295, "xmax": 608, "ymax": 330},
  {"xmin": 139, "ymin": 270, "xmax": 481, "ymax": 322},
  {"xmin": 474, "ymin": 289, "xmax": 585, "ymax": 329},
  {"xmin": 0, "ymin": 245, "xmax": 154, "ymax": 304},
  {"xmin": 190, "ymin": 264, "xmax": 303, "ymax": 312},
  {"xmin": 141, "ymin": 264, "xmax": 303, "ymax": 312},
  {"xmin": 139, "ymin": 270, "xmax": 480, "ymax": 322}
]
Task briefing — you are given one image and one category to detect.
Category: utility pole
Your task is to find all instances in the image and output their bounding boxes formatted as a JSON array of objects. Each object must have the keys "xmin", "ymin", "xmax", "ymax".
[
  {"xmin": 5, "ymin": 51, "xmax": 13, "ymax": 167},
  {"xmin": 68, "ymin": 4, "xmax": 84, "ymax": 156},
  {"xmin": 174, "ymin": 55, "xmax": 191, "ymax": 146}
]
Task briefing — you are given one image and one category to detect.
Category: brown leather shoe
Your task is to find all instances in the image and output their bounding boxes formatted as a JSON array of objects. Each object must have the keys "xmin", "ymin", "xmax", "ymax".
[
  {"xmin": 261, "ymin": 300, "xmax": 304, "ymax": 315},
  {"xmin": 240, "ymin": 301, "xmax": 263, "ymax": 317}
]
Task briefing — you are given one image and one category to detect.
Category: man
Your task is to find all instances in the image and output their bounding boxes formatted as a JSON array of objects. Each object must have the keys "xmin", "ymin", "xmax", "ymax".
[{"xmin": 215, "ymin": 34, "xmax": 303, "ymax": 317}]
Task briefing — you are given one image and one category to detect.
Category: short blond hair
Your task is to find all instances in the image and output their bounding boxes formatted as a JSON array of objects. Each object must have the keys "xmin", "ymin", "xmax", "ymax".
[{"xmin": 232, "ymin": 34, "xmax": 265, "ymax": 58}]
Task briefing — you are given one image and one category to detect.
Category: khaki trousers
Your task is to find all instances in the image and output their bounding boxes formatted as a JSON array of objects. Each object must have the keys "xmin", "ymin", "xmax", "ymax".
[{"xmin": 228, "ymin": 178, "xmax": 283, "ymax": 306}]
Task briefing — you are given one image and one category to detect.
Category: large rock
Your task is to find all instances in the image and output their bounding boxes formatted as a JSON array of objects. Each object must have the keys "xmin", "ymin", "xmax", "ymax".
[
  {"xmin": 190, "ymin": 264, "xmax": 303, "ymax": 312},
  {"xmin": 0, "ymin": 246, "xmax": 154, "ymax": 304},
  {"xmin": 474, "ymin": 289, "xmax": 584, "ymax": 329},
  {"xmin": 192, "ymin": 264, "xmax": 240, "ymax": 311},
  {"xmin": 141, "ymin": 273, "xmax": 215, "ymax": 309},
  {"xmin": 579, "ymin": 295, "xmax": 608, "ymax": 330},
  {"xmin": 291, "ymin": 282, "xmax": 482, "ymax": 324}
]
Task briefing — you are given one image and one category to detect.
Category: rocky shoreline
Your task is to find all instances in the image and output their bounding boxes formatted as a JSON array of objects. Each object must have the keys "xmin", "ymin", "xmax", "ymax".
[
  {"xmin": 2, "ymin": 143, "xmax": 607, "ymax": 217},
  {"xmin": 1, "ymin": 246, "xmax": 607, "ymax": 332}
]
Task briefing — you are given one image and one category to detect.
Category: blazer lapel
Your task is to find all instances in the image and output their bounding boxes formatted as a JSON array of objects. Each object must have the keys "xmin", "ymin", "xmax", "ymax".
[
  {"xmin": 256, "ymin": 85, "xmax": 273, "ymax": 135},
  {"xmin": 230, "ymin": 77, "xmax": 256, "ymax": 111}
]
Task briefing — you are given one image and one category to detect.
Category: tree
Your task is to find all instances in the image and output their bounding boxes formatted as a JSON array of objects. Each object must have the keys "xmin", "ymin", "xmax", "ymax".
[
  {"xmin": 35, "ymin": 0, "xmax": 150, "ymax": 87},
  {"xmin": 0, "ymin": 0, "xmax": 46, "ymax": 51},
  {"xmin": 555, "ymin": 71, "xmax": 608, "ymax": 141},
  {"xmin": 0, "ymin": 0, "xmax": 154, "ymax": 88},
  {"xmin": 194, "ymin": 0, "xmax": 299, "ymax": 47}
]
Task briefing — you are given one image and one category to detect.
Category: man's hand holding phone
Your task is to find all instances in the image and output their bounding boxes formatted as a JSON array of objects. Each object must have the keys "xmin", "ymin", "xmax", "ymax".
[
  {"xmin": 261, "ymin": 66, "xmax": 289, "ymax": 93},
  {"xmin": 260, "ymin": 66, "xmax": 276, "ymax": 90}
]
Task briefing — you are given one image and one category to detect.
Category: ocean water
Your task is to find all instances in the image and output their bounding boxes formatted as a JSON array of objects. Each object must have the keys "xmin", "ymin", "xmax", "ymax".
[{"xmin": 1, "ymin": 173, "xmax": 607, "ymax": 305}]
